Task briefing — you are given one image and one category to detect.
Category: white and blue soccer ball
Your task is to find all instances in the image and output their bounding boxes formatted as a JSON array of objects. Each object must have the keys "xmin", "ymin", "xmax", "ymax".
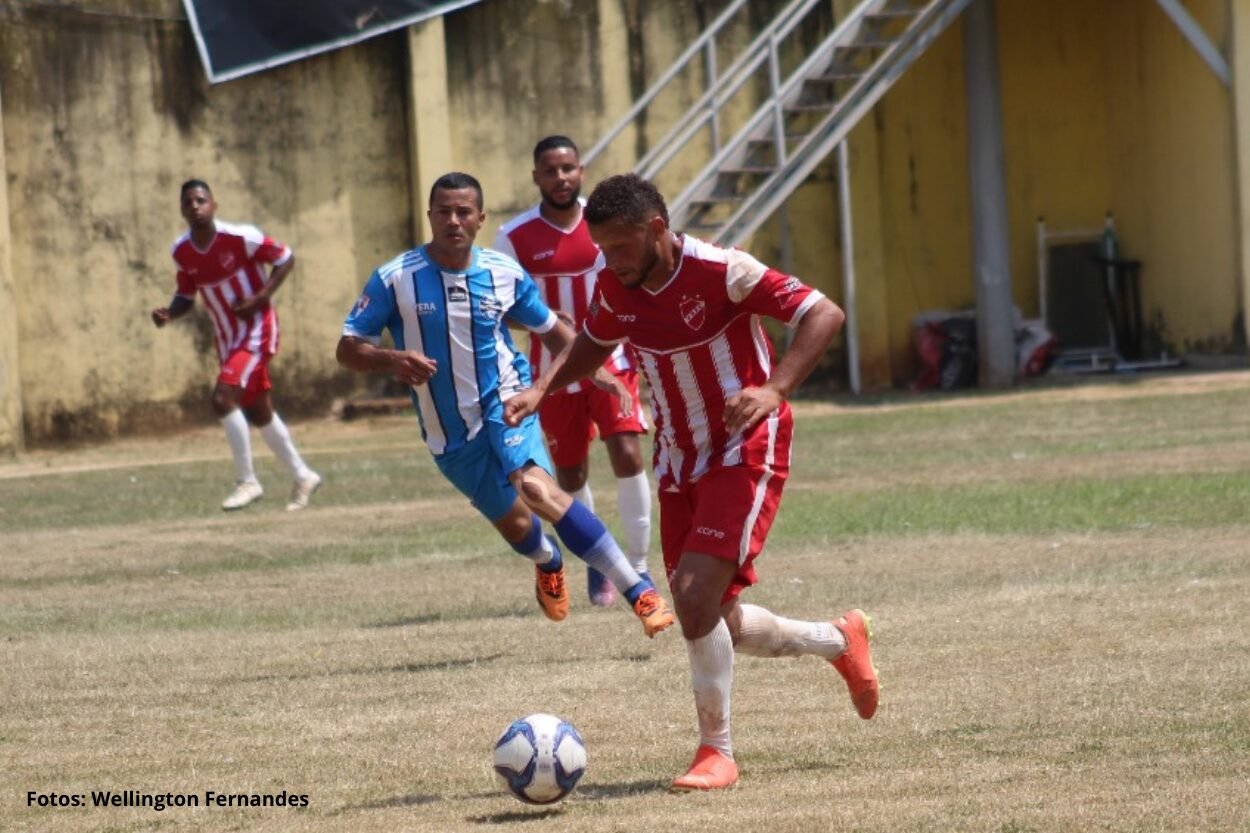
[{"xmin": 492, "ymin": 713, "xmax": 587, "ymax": 805}]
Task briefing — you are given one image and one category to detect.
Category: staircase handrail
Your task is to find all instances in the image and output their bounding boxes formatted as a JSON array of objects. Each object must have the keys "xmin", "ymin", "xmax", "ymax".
[{"xmin": 582, "ymin": 0, "xmax": 755, "ymax": 168}]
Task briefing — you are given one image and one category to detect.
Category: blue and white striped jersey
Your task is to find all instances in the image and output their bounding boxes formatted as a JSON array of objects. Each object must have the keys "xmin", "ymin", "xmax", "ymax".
[{"xmin": 343, "ymin": 245, "xmax": 557, "ymax": 455}]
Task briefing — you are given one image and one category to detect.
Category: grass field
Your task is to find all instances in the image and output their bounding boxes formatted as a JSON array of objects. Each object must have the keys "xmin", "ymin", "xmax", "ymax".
[{"xmin": 2, "ymin": 371, "xmax": 1249, "ymax": 833}]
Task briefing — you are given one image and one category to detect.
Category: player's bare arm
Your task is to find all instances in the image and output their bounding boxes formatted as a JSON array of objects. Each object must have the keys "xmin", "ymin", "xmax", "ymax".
[
  {"xmin": 535, "ymin": 320, "xmax": 634, "ymax": 416},
  {"xmin": 504, "ymin": 328, "xmax": 615, "ymax": 426},
  {"xmin": 724, "ymin": 297, "xmax": 845, "ymax": 434},
  {"xmin": 336, "ymin": 335, "xmax": 438, "ymax": 387},
  {"xmin": 234, "ymin": 255, "xmax": 295, "ymax": 319},
  {"xmin": 151, "ymin": 295, "xmax": 194, "ymax": 328}
]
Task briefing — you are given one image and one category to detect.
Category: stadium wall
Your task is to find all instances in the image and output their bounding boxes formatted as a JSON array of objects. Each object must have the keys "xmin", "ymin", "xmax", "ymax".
[{"xmin": 0, "ymin": 0, "xmax": 1245, "ymax": 450}]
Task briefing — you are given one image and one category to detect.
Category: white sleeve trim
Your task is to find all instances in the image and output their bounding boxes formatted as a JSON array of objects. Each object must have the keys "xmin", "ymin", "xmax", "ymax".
[
  {"xmin": 787, "ymin": 290, "xmax": 825, "ymax": 328},
  {"xmin": 528, "ymin": 309, "xmax": 558, "ymax": 334},
  {"xmin": 341, "ymin": 325, "xmax": 383, "ymax": 345},
  {"xmin": 585, "ymin": 327, "xmax": 625, "ymax": 347}
]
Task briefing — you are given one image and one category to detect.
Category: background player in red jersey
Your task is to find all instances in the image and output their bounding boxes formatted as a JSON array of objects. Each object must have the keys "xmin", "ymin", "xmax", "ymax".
[
  {"xmin": 152, "ymin": 180, "xmax": 321, "ymax": 512},
  {"xmin": 494, "ymin": 137, "xmax": 653, "ymax": 608},
  {"xmin": 505, "ymin": 173, "xmax": 879, "ymax": 792}
]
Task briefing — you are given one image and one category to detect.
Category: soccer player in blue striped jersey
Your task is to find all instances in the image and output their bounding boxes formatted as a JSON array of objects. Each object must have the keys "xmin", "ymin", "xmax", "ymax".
[{"xmin": 336, "ymin": 172, "xmax": 674, "ymax": 637}]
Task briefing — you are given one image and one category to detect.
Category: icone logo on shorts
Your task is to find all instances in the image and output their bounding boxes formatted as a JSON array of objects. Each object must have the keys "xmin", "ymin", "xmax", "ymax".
[
  {"xmin": 696, "ymin": 526, "xmax": 725, "ymax": 539},
  {"xmin": 504, "ymin": 435, "xmax": 523, "ymax": 447}
]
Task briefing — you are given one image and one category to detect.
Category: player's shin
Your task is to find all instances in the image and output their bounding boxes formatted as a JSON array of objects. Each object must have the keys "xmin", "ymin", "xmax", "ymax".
[
  {"xmin": 734, "ymin": 603, "xmax": 847, "ymax": 659},
  {"xmin": 552, "ymin": 500, "xmax": 651, "ymax": 602},
  {"xmin": 508, "ymin": 515, "xmax": 562, "ymax": 573},
  {"xmin": 615, "ymin": 471, "xmax": 652, "ymax": 576},
  {"xmin": 687, "ymin": 619, "xmax": 735, "ymax": 758}
]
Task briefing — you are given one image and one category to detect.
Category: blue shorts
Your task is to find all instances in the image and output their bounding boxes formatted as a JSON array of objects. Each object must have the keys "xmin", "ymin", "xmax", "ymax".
[{"xmin": 434, "ymin": 415, "xmax": 554, "ymax": 522}]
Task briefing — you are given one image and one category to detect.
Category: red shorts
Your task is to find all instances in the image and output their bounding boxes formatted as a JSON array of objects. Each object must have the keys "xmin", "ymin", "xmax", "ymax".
[
  {"xmin": 539, "ymin": 369, "xmax": 647, "ymax": 468},
  {"xmin": 218, "ymin": 349, "xmax": 272, "ymax": 408},
  {"xmin": 659, "ymin": 464, "xmax": 788, "ymax": 604}
]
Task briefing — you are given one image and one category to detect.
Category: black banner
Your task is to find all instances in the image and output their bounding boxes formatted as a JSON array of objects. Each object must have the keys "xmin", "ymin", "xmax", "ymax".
[{"xmin": 182, "ymin": 0, "xmax": 484, "ymax": 83}]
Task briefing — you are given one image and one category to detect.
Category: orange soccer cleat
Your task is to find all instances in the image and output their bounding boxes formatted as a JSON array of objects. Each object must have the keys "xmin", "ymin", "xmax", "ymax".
[
  {"xmin": 831, "ymin": 609, "xmax": 879, "ymax": 719},
  {"xmin": 534, "ymin": 564, "xmax": 569, "ymax": 622},
  {"xmin": 631, "ymin": 588, "xmax": 675, "ymax": 637},
  {"xmin": 670, "ymin": 745, "xmax": 739, "ymax": 792}
]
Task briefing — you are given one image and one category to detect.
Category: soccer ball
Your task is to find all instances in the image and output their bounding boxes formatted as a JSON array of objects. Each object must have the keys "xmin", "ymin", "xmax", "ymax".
[{"xmin": 492, "ymin": 713, "xmax": 587, "ymax": 805}]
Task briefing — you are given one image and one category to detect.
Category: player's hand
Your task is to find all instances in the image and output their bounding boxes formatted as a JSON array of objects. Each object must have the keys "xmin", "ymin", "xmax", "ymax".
[
  {"xmin": 724, "ymin": 385, "xmax": 783, "ymax": 434},
  {"xmin": 151, "ymin": 308, "xmax": 171, "ymax": 328},
  {"xmin": 592, "ymin": 371, "xmax": 633, "ymax": 418},
  {"xmin": 232, "ymin": 296, "xmax": 268, "ymax": 319},
  {"xmin": 391, "ymin": 351, "xmax": 437, "ymax": 386},
  {"xmin": 504, "ymin": 389, "xmax": 542, "ymax": 426}
]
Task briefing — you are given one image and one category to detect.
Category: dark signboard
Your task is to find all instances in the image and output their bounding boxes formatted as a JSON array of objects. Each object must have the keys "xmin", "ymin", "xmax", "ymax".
[{"xmin": 182, "ymin": 0, "xmax": 484, "ymax": 83}]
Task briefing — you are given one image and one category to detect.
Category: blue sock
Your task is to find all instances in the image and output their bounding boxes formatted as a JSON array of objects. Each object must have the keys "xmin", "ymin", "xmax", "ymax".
[
  {"xmin": 508, "ymin": 515, "xmax": 562, "ymax": 573},
  {"xmin": 554, "ymin": 501, "xmax": 650, "ymax": 601}
]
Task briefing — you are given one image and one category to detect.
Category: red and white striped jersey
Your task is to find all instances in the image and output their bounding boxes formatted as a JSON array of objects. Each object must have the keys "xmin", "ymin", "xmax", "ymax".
[
  {"xmin": 584, "ymin": 235, "xmax": 825, "ymax": 490},
  {"xmin": 494, "ymin": 203, "xmax": 632, "ymax": 394},
  {"xmin": 171, "ymin": 221, "xmax": 292, "ymax": 363}
]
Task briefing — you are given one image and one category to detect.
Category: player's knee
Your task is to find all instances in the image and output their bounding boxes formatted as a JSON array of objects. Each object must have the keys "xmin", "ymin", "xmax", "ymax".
[{"xmin": 518, "ymin": 472, "xmax": 560, "ymax": 515}]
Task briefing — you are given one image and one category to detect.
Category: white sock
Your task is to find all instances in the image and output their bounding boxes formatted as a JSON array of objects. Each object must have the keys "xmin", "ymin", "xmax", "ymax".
[
  {"xmin": 615, "ymin": 471, "xmax": 652, "ymax": 574},
  {"xmin": 686, "ymin": 619, "xmax": 735, "ymax": 758},
  {"xmin": 220, "ymin": 409, "xmax": 256, "ymax": 484},
  {"xmin": 259, "ymin": 414, "xmax": 313, "ymax": 481},
  {"xmin": 570, "ymin": 482, "xmax": 594, "ymax": 513},
  {"xmin": 735, "ymin": 603, "xmax": 847, "ymax": 660}
]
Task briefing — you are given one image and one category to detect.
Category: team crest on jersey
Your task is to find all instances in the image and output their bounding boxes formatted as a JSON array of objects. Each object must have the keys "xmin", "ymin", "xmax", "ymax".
[
  {"xmin": 679, "ymin": 294, "xmax": 706, "ymax": 331},
  {"xmin": 219, "ymin": 251, "xmax": 237, "ymax": 271},
  {"xmin": 479, "ymin": 295, "xmax": 503, "ymax": 320}
]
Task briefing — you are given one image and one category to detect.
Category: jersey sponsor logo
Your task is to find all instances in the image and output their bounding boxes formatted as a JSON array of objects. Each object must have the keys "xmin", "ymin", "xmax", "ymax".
[
  {"xmin": 479, "ymin": 295, "xmax": 503, "ymax": 320},
  {"xmin": 447, "ymin": 285, "xmax": 469, "ymax": 303},
  {"xmin": 695, "ymin": 526, "xmax": 726, "ymax": 539},
  {"xmin": 532, "ymin": 249, "xmax": 556, "ymax": 261},
  {"xmin": 415, "ymin": 301, "xmax": 438, "ymax": 315},
  {"xmin": 616, "ymin": 314, "xmax": 636, "ymax": 322},
  {"xmin": 679, "ymin": 294, "xmax": 706, "ymax": 331}
]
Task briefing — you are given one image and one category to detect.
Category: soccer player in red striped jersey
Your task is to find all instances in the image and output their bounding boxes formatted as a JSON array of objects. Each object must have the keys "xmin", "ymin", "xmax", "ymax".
[
  {"xmin": 494, "ymin": 137, "xmax": 653, "ymax": 608},
  {"xmin": 505, "ymin": 173, "xmax": 879, "ymax": 791},
  {"xmin": 152, "ymin": 180, "xmax": 321, "ymax": 512}
]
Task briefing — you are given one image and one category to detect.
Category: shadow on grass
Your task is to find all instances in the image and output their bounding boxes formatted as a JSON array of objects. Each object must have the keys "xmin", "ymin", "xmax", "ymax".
[
  {"xmin": 367, "ymin": 607, "xmax": 532, "ymax": 628},
  {"xmin": 238, "ymin": 653, "xmax": 506, "ymax": 684}
]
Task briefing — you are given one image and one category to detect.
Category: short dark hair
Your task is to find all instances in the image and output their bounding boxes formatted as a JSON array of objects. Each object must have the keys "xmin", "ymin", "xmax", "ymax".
[
  {"xmin": 584, "ymin": 173, "xmax": 669, "ymax": 226},
  {"xmin": 429, "ymin": 172, "xmax": 483, "ymax": 209},
  {"xmin": 180, "ymin": 179, "xmax": 212, "ymax": 198},
  {"xmin": 532, "ymin": 135, "xmax": 579, "ymax": 166}
]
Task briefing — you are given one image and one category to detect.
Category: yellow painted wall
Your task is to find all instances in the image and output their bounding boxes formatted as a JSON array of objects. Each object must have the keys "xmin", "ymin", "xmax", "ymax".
[
  {"xmin": 868, "ymin": 0, "xmax": 1235, "ymax": 381},
  {"xmin": 0, "ymin": 0, "xmax": 1242, "ymax": 445},
  {"xmin": 0, "ymin": 2, "xmax": 412, "ymax": 442},
  {"xmin": 1103, "ymin": 0, "xmax": 1237, "ymax": 354},
  {"xmin": 0, "ymin": 80, "xmax": 22, "ymax": 455}
]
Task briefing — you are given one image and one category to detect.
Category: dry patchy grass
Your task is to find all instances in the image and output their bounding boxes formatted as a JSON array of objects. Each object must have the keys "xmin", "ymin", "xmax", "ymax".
[{"xmin": 2, "ymin": 373, "xmax": 1250, "ymax": 832}]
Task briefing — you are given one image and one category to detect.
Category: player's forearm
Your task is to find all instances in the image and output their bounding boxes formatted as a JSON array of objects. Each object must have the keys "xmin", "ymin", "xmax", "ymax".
[
  {"xmin": 533, "ymin": 330, "xmax": 613, "ymax": 396},
  {"xmin": 166, "ymin": 295, "xmax": 194, "ymax": 319},
  {"xmin": 766, "ymin": 298, "xmax": 844, "ymax": 398},
  {"xmin": 336, "ymin": 336, "xmax": 397, "ymax": 375},
  {"xmin": 259, "ymin": 256, "xmax": 295, "ymax": 299}
]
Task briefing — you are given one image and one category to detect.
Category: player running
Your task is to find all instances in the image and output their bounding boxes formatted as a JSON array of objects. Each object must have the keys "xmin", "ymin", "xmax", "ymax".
[
  {"xmin": 505, "ymin": 173, "xmax": 879, "ymax": 790},
  {"xmin": 494, "ymin": 135, "xmax": 653, "ymax": 608},
  {"xmin": 336, "ymin": 172, "xmax": 673, "ymax": 637},
  {"xmin": 152, "ymin": 180, "xmax": 321, "ymax": 512}
]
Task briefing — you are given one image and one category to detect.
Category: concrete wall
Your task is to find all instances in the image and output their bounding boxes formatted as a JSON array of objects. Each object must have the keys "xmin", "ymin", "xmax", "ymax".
[
  {"xmin": 0, "ymin": 0, "xmax": 413, "ymax": 443},
  {"xmin": 866, "ymin": 0, "xmax": 1237, "ymax": 381},
  {"xmin": 0, "ymin": 0, "xmax": 1244, "ymax": 448}
]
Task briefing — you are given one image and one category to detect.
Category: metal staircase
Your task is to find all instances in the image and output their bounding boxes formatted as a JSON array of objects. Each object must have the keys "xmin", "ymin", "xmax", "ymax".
[{"xmin": 584, "ymin": 0, "xmax": 975, "ymax": 246}]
